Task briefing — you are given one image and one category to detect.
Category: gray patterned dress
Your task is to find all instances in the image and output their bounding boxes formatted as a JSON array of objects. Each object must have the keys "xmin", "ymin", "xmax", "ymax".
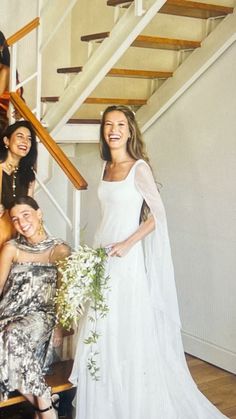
[{"xmin": 0, "ymin": 236, "xmax": 63, "ymax": 400}]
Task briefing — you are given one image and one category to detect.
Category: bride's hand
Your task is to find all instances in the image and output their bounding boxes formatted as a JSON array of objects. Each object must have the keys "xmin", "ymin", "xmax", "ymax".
[{"xmin": 106, "ymin": 240, "xmax": 131, "ymax": 258}]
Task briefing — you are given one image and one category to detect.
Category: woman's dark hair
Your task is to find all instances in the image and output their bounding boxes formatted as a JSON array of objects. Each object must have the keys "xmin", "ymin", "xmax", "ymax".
[
  {"xmin": 100, "ymin": 105, "xmax": 149, "ymax": 163},
  {"xmin": 9, "ymin": 196, "xmax": 39, "ymax": 213},
  {"xmin": 0, "ymin": 113, "xmax": 9, "ymax": 137},
  {"xmin": 0, "ymin": 120, "xmax": 38, "ymax": 187},
  {"xmin": 0, "ymin": 31, "xmax": 10, "ymax": 67}
]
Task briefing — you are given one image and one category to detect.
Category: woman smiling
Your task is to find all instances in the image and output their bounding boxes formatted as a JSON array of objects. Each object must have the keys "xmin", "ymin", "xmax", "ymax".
[
  {"xmin": 0, "ymin": 196, "xmax": 70, "ymax": 418},
  {"xmin": 0, "ymin": 120, "xmax": 37, "ymax": 248}
]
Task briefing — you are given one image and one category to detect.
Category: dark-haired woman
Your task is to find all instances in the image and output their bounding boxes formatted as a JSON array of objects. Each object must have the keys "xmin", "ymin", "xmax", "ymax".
[
  {"xmin": 70, "ymin": 105, "xmax": 228, "ymax": 419},
  {"xmin": 0, "ymin": 120, "xmax": 37, "ymax": 248},
  {"xmin": 0, "ymin": 196, "xmax": 70, "ymax": 418}
]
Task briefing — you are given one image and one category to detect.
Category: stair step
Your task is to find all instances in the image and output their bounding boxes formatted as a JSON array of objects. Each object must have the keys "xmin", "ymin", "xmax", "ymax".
[
  {"xmin": 41, "ymin": 96, "xmax": 60, "ymax": 102},
  {"xmin": 67, "ymin": 118, "xmax": 100, "ymax": 124},
  {"xmin": 81, "ymin": 32, "xmax": 110, "ymax": 42},
  {"xmin": 57, "ymin": 66, "xmax": 83, "ymax": 74},
  {"xmin": 107, "ymin": 0, "xmax": 233, "ymax": 19},
  {"xmin": 0, "ymin": 360, "xmax": 73, "ymax": 408},
  {"xmin": 41, "ymin": 97, "xmax": 147, "ymax": 106},
  {"xmin": 81, "ymin": 33, "xmax": 201, "ymax": 50},
  {"xmin": 57, "ymin": 66, "xmax": 173, "ymax": 79},
  {"xmin": 85, "ymin": 97, "xmax": 147, "ymax": 105}
]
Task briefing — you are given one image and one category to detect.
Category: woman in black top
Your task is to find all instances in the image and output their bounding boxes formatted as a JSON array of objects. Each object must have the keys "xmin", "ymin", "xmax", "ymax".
[{"xmin": 0, "ymin": 120, "xmax": 37, "ymax": 247}]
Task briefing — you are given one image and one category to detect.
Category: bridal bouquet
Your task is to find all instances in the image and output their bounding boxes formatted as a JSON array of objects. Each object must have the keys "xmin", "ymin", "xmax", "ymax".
[{"xmin": 55, "ymin": 245, "xmax": 110, "ymax": 379}]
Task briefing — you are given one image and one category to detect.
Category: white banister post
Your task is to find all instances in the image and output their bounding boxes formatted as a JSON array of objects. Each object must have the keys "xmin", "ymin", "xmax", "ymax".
[
  {"xmin": 135, "ymin": 0, "xmax": 144, "ymax": 16},
  {"xmin": 36, "ymin": 0, "xmax": 42, "ymax": 119},
  {"xmin": 9, "ymin": 43, "xmax": 17, "ymax": 124},
  {"xmin": 72, "ymin": 189, "xmax": 81, "ymax": 248}
]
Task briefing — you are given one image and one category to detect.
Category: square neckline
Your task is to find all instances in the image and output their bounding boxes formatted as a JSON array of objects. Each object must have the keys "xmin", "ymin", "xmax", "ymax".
[{"xmin": 101, "ymin": 159, "xmax": 144, "ymax": 183}]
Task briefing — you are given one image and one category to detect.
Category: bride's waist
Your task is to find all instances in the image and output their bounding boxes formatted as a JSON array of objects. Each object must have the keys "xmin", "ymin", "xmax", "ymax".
[{"xmin": 94, "ymin": 225, "xmax": 140, "ymax": 248}]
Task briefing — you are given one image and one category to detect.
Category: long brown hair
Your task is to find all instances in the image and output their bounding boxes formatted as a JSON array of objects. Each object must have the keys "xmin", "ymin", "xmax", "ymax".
[
  {"xmin": 100, "ymin": 105, "xmax": 149, "ymax": 163},
  {"xmin": 100, "ymin": 105, "xmax": 153, "ymax": 221}
]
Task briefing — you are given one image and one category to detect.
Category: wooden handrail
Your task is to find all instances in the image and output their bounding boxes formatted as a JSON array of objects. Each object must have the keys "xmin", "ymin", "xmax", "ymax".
[
  {"xmin": 10, "ymin": 93, "xmax": 88, "ymax": 190},
  {"xmin": 6, "ymin": 18, "xmax": 40, "ymax": 46}
]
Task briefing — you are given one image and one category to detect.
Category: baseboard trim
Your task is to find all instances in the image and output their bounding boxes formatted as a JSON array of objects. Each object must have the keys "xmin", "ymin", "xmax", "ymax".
[{"xmin": 182, "ymin": 331, "xmax": 236, "ymax": 374}]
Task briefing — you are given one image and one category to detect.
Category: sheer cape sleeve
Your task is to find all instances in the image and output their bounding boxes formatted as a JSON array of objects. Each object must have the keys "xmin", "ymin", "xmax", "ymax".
[{"xmin": 134, "ymin": 160, "xmax": 181, "ymax": 328}]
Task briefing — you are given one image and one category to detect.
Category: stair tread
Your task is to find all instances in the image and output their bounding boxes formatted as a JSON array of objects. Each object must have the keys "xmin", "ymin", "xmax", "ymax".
[
  {"xmin": 41, "ymin": 97, "xmax": 147, "ymax": 105},
  {"xmin": 57, "ymin": 66, "xmax": 83, "ymax": 74},
  {"xmin": 57, "ymin": 66, "xmax": 173, "ymax": 79},
  {"xmin": 107, "ymin": 0, "xmax": 233, "ymax": 19},
  {"xmin": 67, "ymin": 118, "xmax": 100, "ymax": 124},
  {"xmin": 0, "ymin": 360, "xmax": 73, "ymax": 408},
  {"xmin": 41, "ymin": 96, "xmax": 60, "ymax": 102},
  {"xmin": 81, "ymin": 33, "xmax": 201, "ymax": 50},
  {"xmin": 85, "ymin": 97, "xmax": 147, "ymax": 105}
]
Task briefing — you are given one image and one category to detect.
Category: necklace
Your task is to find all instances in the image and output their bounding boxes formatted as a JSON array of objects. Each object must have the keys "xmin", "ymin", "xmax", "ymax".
[
  {"xmin": 12, "ymin": 166, "xmax": 19, "ymax": 197},
  {"xmin": 5, "ymin": 161, "xmax": 19, "ymax": 172},
  {"xmin": 3, "ymin": 161, "xmax": 19, "ymax": 198}
]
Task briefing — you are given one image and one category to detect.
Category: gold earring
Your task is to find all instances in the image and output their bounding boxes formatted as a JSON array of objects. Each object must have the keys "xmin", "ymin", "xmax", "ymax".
[{"xmin": 38, "ymin": 219, "xmax": 44, "ymax": 235}]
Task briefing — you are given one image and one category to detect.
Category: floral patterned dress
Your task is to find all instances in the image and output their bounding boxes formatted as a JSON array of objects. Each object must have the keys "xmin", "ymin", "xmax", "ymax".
[{"xmin": 0, "ymin": 237, "xmax": 61, "ymax": 400}]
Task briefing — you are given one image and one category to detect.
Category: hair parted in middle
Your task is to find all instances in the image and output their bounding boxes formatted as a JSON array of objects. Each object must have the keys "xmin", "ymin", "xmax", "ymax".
[
  {"xmin": 8, "ymin": 196, "xmax": 40, "ymax": 213},
  {"xmin": 0, "ymin": 120, "xmax": 38, "ymax": 188},
  {"xmin": 100, "ymin": 105, "xmax": 149, "ymax": 164}
]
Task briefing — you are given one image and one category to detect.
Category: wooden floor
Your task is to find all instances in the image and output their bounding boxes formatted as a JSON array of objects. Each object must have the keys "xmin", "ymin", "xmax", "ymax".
[
  {"xmin": 0, "ymin": 354, "xmax": 235, "ymax": 418},
  {"xmin": 186, "ymin": 354, "xmax": 236, "ymax": 418}
]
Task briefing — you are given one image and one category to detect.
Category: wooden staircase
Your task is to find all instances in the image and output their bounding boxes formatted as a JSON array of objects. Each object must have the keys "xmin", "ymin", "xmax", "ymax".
[
  {"xmin": 80, "ymin": 32, "xmax": 201, "ymax": 50},
  {"xmin": 107, "ymin": 0, "xmax": 233, "ymax": 19},
  {"xmin": 57, "ymin": 66, "xmax": 173, "ymax": 79},
  {"xmin": 41, "ymin": 0, "xmax": 234, "ymax": 137}
]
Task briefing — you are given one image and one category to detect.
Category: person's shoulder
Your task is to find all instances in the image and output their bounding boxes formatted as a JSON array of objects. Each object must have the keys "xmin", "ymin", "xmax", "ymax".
[
  {"xmin": 134, "ymin": 159, "xmax": 152, "ymax": 175},
  {"xmin": 1, "ymin": 239, "xmax": 17, "ymax": 257},
  {"xmin": 50, "ymin": 240, "xmax": 71, "ymax": 262}
]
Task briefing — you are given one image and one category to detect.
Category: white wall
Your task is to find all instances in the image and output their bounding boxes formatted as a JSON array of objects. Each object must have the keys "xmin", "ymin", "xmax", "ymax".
[
  {"xmin": 0, "ymin": 0, "xmax": 38, "ymax": 108},
  {"xmin": 74, "ymin": 143, "xmax": 103, "ymax": 247},
  {"xmin": 145, "ymin": 42, "xmax": 236, "ymax": 372}
]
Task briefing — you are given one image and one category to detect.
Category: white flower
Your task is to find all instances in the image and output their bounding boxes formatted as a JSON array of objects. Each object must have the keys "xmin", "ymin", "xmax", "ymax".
[{"xmin": 55, "ymin": 245, "xmax": 109, "ymax": 380}]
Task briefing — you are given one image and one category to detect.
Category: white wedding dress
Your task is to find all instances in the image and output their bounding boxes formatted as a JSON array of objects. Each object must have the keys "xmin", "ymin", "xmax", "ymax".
[{"xmin": 70, "ymin": 159, "xmax": 228, "ymax": 419}]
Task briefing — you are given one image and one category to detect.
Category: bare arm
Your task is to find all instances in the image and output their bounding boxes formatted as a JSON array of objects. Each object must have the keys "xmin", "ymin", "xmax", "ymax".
[
  {"xmin": 0, "ymin": 65, "xmax": 9, "ymax": 96},
  {"xmin": 0, "ymin": 243, "xmax": 16, "ymax": 296},
  {"xmin": 27, "ymin": 180, "xmax": 35, "ymax": 197}
]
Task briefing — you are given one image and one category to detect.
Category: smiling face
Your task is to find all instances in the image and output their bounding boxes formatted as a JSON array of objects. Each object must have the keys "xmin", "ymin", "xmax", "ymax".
[
  {"xmin": 4, "ymin": 126, "xmax": 32, "ymax": 159},
  {"xmin": 10, "ymin": 204, "xmax": 43, "ymax": 241},
  {"xmin": 103, "ymin": 111, "xmax": 131, "ymax": 152}
]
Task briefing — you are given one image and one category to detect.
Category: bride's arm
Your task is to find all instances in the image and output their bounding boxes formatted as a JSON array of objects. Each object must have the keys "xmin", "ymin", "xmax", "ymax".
[{"xmin": 108, "ymin": 216, "xmax": 155, "ymax": 257}]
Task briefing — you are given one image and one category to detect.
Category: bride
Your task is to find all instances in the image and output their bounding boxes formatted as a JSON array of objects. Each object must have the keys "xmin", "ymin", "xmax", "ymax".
[{"xmin": 70, "ymin": 105, "xmax": 228, "ymax": 419}]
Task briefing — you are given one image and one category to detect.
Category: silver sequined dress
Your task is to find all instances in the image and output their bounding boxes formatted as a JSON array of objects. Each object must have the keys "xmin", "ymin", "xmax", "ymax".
[{"xmin": 0, "ymin": 237, "xmax": 61, "ymax": 400}]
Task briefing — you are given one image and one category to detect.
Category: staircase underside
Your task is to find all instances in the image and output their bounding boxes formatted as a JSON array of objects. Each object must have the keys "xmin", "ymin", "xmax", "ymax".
[
  {"xmin": 44, "ymin": 1, "xmax": 235, "ymax": 141},
  {"xmin": 43, "ymin": 0, "xmax": 167, "ymax": 136},
  {"xmin": 137, "ymin": 9, "xmax": 236, "ymax": 133}
]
